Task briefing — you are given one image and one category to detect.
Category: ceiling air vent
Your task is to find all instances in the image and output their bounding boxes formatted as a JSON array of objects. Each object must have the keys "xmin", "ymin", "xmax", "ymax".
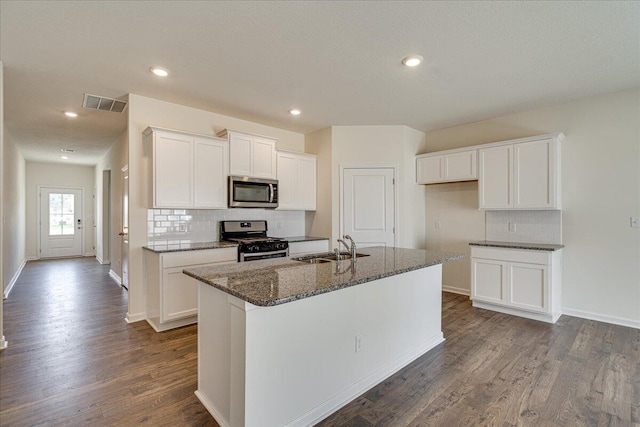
[{"xmin": 83, "ymin": 94, "xmax": 128, "ymax": 113}]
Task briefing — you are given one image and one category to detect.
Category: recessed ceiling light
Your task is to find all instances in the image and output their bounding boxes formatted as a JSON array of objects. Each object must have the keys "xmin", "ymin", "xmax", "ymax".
[
  {"xmin": 61, "ymin": 156, "xmax": 69, "ymax": 160},
  {"xmin": 402, "ymin": 55, "xmax": 423, "ymax": 67},
  {"xmin": 150, "ymin": 67, "xmax": 169, "ymax": 77},
  {"xmin": 64, "ymin": 111, "xmax": 78, "ymax": 118},
  {"xmin": 289, "ymin": 109, "xmax": 301, "ymax": 116},
  {"xmin": 61, "ymin": 148, "xmax": 76, "ymax": 153}
]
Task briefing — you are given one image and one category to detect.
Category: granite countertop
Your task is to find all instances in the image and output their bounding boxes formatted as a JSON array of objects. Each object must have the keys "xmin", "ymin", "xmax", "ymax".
[
  {"xmin": 183, "ymin": 247, "xmax": 464, "ymax": 307},
  {"xmin": 469, "ymin": 240, "xmax": 564, "ymax": 251},
  {"xmin": 143, "ymin": 241, "xmax": 238, "ymax": 253},
  {"xmin": 277, "ymin": 236, "xmax": 330, "ymax": 243}
]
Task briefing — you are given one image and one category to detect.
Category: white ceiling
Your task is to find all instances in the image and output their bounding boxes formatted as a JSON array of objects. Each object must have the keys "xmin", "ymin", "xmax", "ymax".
[{"xmin": 2, "ymin": 1, "xmax": 639, "ymax": 165}]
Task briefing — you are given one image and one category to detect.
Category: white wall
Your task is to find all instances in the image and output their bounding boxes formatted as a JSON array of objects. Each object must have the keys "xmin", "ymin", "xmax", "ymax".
[
  {"xmin": 423, "ymin": 88, "xmax": 640, "ymax": 327},
  {"xmin": 126, "ymin": 94, "xmax": 306, "ymax": 322},
  {"xmin": 95, "ymin": 130, "xmax": 127, "ymax": 277},
  {"xmin": 2, "ymin": 132, "xmax": 26, "ymax": 297},
  {"xmin": 328, "ymin": 125, "xmax": 428, "ymax": 249},
  {"xmin": 305, "ymin": 127, "xmax": 332, "ymax": 238},
  {"xmin": 25, "ymin": 162, "xmax": 96, "ymax": 259}
]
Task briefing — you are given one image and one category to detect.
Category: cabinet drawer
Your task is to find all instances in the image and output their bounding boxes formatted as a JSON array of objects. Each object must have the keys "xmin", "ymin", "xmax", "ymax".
[
  {"xmin": 162, "ymin": 247, "xmax": 237, "ymax": 268},
  {"xmin": 471, "ymin": 246, "xmax": 550, "ymax": 265}
]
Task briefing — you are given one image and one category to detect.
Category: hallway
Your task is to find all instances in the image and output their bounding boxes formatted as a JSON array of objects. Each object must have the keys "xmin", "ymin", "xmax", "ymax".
[{"xmin": 0, "ymin": 257, "xmax": 215, "ymax": 426}]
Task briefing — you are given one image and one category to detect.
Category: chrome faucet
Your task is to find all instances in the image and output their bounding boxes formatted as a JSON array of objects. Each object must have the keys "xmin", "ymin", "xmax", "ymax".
[
  {"xmin": 337, "ymin": 238, "xmax": 350, "ymax": 259},
  {"xmin": 343, "ymin": 235, "xmax": 357, "ymax": 259}
]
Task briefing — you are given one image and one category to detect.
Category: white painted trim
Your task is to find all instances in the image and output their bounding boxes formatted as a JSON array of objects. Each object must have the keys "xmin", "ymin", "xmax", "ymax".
[
  {"xmin": 83, "ymin": 251, "xmax": 95, "ymax": 257},
  {"xmin": 562, "ymin": 308, "xmax": 640, "ymax": 330},
  {"xmin": 473, "ymin": 300, "xmax": 560, "ymax": 323},
  {"xmin": 0, "ymin": 336, "xmax": 7, "ymax": 351},
  {"xmin": 109, "ymin": 269, "xmax": 122, "ymax": 285},
  {"xmin": 442, "ymin": 285, "xmax": 470, "ymax": 296},
  {"xmin": 125, "ymin": 312, "xmax": 146, "ymax": 323},
  {"xmin": 288, "ymin": 333, "xmax": 445, "ymax": 427},
  {"xmin": 4, "ymin": 259, "xmax": 26, "ymax": 298},
  {"xmin": 96, "ymin": 255, "xmax": 110, "ymax": 265},
  {"xmin": 339, "ymin": 164, "xmax": 399, "ymax": 247},
  {"xmin": 195, "ymin": 391, "xmax": 230, "ymax": 427}
]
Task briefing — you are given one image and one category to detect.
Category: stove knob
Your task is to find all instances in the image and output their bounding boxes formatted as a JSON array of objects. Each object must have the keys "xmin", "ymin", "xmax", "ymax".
[{"xmin": 250, "ymin": 245, "xmax": 260, "ymax": 252}]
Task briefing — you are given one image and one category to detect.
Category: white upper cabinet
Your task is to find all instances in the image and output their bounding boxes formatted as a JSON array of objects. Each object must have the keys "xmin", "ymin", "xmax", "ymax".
[
  {"xmin": 144, "ymin": 127, "xmax": 229, "ymax": 209},
  {"xmin": 479, "ymin": 135, "xmax": 562, "ymax": 210},
  {"xmin": 218, "ymin": 129, "xmax": 277, "ymax": 179},
  {"xmin": 276, "ymin": 151, "xmax": 317, "ymax": 211},
  {"xmin": 416, "ymin": 149, "xmax": 477, "ymax": 184}
]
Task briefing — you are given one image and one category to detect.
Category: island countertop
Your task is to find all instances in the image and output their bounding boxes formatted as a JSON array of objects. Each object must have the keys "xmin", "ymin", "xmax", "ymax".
[{"xmin": 183, "ymin": 246, "xmax": 464, "ymax": 307}]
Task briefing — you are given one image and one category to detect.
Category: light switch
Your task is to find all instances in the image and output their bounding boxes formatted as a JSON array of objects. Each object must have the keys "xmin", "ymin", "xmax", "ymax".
[
  {"xmin": 631, "ymin": 216, "xmax": 640, "ymax": 228},
  {"xmin": 508, "ymin": 222, "xmax": 516, "ymax": 232}
]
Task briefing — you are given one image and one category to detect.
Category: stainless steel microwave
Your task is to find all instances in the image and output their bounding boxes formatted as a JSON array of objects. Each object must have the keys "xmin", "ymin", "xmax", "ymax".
[{"xmin": 228, "ymin": 176, "xmax": 279, "ymax": 208}]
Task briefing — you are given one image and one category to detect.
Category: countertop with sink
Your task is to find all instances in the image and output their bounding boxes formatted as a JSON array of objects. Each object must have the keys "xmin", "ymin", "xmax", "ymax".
[
  {"xmin": 183, "ymin": 246, "xmax": 463, "ymax": 307},
  {"xmin": 143, "ymin": 236, "xmax": 329, "ymax": 253},
  {"xmin": 469, "ymin": 240, "xmax": 564, "ymax": 251}
]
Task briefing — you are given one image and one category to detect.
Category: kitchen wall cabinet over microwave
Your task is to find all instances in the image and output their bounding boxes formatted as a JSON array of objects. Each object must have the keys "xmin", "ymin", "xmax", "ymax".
[
  {"xmin": 217, "ymin": 129, "xmax": 277, "ymax": 180},
  {"xmin": 144, "ymin": 126, "xmax": 229, "ymax": 209}
]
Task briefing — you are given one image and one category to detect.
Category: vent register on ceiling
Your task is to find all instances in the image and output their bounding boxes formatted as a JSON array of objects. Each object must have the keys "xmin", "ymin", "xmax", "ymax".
[{"xmin": 82, "ymin": 94, "xmax": 128, "ymax": 113}]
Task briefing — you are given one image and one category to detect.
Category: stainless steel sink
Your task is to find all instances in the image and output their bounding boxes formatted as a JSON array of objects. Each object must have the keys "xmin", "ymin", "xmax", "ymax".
[{"xmin": 293, "ymin": 252, "xmax": 370, "ymax": 263}]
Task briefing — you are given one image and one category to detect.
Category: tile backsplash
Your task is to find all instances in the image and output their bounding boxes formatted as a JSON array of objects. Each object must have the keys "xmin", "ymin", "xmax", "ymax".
[
  {"xmin": 485, "ymin": 210, "xmax": 562, "ymax": 244},
  {"xmin": 147, "ymin": 209, "xmax": 306, "ymax": 243}
]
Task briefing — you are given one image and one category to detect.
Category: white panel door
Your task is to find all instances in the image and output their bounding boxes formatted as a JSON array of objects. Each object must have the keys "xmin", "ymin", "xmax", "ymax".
[
  {"xmin": 39, "ymin": 187, "xmax": 83, "ymax": 258},
  {"xmin": 416, "ymin": 156, "xmax": 443, "ymax": 184},
  {"xmin": 508, "ymin": 262, "xmax": 548, "ymax": 313},
  {"xmin": 252, "ymin": 137, "xmax": 276, "ymax": 179},
  {"xmin": 445, "ymin": 150, "xmax": 477, "ymax": 181},
  {"xmin": 154, "ymin": 132, "xmax": 193, "ymax": 207},
  {"xmin": 343, "ymin": 168, "xmax": 395, "ymax": 247},
  {"xmin": 194, "ymin": 137, "xmax": 228, "ymax": 208},
  {"xmin": 479, "ymin": 145, "xmax": 512, "ymax": 209},
  {"xmin": 472, "ymin": 258, "xmax": 506, "ymax": 304},
  {"xmin": 276, "ymin": 152, "xmax": 297, "ymax": 209},
  {"xmin": 514, "ymin": 138, "xmax": 554, "ymax": 208}
]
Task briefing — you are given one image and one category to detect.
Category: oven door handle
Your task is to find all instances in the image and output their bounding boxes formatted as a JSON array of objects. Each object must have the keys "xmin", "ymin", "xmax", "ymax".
[{"xmin": 240, "ymin": 248, "xmax": 288, "ymax": 262}]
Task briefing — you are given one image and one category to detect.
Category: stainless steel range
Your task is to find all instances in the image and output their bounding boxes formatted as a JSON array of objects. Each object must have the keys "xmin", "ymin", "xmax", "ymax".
[{"xmin": 220, "ymin": 220, "xmax": 289, "ymax": 262}]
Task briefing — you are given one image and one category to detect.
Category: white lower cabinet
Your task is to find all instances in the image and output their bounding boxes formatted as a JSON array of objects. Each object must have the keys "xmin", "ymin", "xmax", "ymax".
[
  {"xmin": 288, "ymin": 239, "xmax": 329, "ymax": 256},
  {"xmin": 471, "ymin": 246, "xmax": 561, "ymax": 323},
  {"xmin": 144, "ymin": 247, "xmax": 237, "ymax": 332}
]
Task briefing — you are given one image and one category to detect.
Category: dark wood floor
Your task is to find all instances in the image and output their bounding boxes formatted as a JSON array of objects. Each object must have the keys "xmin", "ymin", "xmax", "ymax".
[{"xmin": 1, "ymin": 258, "xmax": 638, "ymax": 426}]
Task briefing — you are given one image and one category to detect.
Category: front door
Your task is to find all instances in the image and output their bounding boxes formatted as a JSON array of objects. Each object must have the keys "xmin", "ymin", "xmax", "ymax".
[
  {"xmin": 39, "ymin": 187, "xmax": 83, "ymax": 258},
  {"xmin": 342, "ymin": 167, "xmax": 396, "ymax": 247}
]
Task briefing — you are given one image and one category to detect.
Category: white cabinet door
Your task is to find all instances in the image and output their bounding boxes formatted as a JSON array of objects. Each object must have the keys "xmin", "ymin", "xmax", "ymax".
[
  {"xmin": 472, "ymin": 258, "xmax": 507, "ymax": 304},
  {"xmin": 276, "ymin": 152, "xmax": 297, "ymax": 209},
  {"xmin": 253, "ymin": 137, "xmax": 277, "ymax": 179},
  {"xmin": 445, "ymin": 150, "xmax": 477, "ymax": 181},
  {"xmin": 162, "ymin": 267, "xmax": 199, "ymax": 321},
  {"xmin": 508, "ymin": 262, "xmax": 548, "ymax": 313},
  {"xmin": 297, "ymin": 155, "xmax": 316, "ymax": 210},
  {"xmin": 514, "ymin": 138, "xmax": 557, "ymax": 209},
  {"xmin": 289, "ymin": 240, "xmax": 329, "ymax": 256},
  {"xmin": 479, "ymin": 145, "xmax": 512, "ymax": 209},
  {"xmin": 416, "ymin": 156, "xmax": 444, "ymax": 184},
  {"xmin": 194, "ymin": 137, "xmax": 228, "ymax": 208},
  {"xmin": 229, "ymin": 132, "xmax": 253, "ymax": 177},
  {"xmin": 154, "ymin": 132, "xmax": 194, "ymax": 208}
]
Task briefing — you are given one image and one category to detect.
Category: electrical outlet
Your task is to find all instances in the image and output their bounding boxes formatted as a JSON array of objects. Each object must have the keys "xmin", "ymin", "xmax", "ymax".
[
  {"xmin": 631, "ymin": 216, "xmax": 640, "ymax": 228},
  {"xmin": 355, "ymin": 335, "xmax": 362, "ymax": 353},
  {"xmin": 508, "ymin": 222, "xmax": 516, "ymax": 232},
  {"xmin": 435, "ymin": 221, "xmax": 442, "ymax": 230}
]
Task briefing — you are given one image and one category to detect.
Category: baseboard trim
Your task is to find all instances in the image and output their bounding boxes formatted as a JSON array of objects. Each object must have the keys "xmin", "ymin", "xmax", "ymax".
[
  {"xmin": 562, "ymin": 308, "xmax": 640, "ymax": 330},
  {"xmin": 83, "ymin": 252, "xmax": 95, "ymax": 257},
  {"xmin": 109, "ymin": 269, "xmax": 122, "ymax": 285},
  {"xmin": 195, "ymin": 391, "xmax": 230, "ymax": 427},
  {"xmin": 125, "ymin": 312, "xmax": 146, "ymax": 323},
  {"xmin": 25, "ymin": 256, "xmax": 38, "ymax": 261},
  {"xmin": 442, "ymin": 285, "xmax": 470, "ymax": 296},
  {"xmin": 0, "ymin": 336, "xmax": 7, "ymax": 351},
  {"xmin": 4, "ymin": 259, "xmax": 26, "ymax": 298}
]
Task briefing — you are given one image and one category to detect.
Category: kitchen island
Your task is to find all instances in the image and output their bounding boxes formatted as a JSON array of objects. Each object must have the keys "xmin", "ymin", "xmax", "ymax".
[{"xmin": 184, "ymin": 247, "xmax": 463, "ymax": 427}]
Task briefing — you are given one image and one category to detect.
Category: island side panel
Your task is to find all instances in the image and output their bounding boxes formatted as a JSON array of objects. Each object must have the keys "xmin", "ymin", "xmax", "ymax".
[{"xmin": 243, "ymin": 264, "xmax": 444, "ymax": 427}]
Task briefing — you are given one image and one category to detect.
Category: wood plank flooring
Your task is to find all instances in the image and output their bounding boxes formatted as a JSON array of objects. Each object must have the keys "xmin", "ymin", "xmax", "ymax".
[{"xmin": 1, "ymin": 257, "xmax": 638, "ymax": 426}]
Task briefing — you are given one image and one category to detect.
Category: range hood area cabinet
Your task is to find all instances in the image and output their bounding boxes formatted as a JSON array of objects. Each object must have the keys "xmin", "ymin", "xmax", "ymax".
[
  {"xmin": 416, "ymin": 133, "xmax": 563, "ymax": 210},
  {"xmin": 416, "ymin": 149, "xmax": 477, "ymax": 184},
  {"xmin": 276, "ymin": 151, "xmax": 317, "ymax": 211},
  {"xmin": 217, "ymin": 129, "xmax": 277, "ymax": 180},
  {"xmin": 144, "ymin": 126, "xmax": 229, "ymax": 209}
]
